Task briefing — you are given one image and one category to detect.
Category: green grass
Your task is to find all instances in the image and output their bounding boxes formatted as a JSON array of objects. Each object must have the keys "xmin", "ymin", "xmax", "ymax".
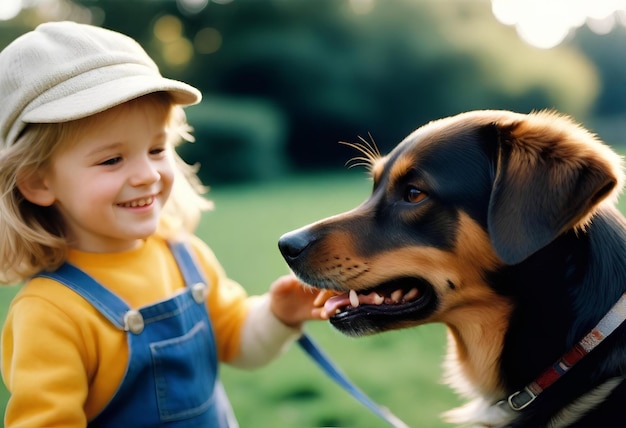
[
  {"xmin": 202, "ymin": 173, "xmax": 459, "ymax": 427},
  {"xmin": 0, "ymin": 173, "xmax": 459, "ymax": 427}
]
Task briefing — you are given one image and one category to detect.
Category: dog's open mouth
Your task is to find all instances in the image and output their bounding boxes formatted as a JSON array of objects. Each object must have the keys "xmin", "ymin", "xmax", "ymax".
[
  {"xmin": 324, "ymin": 280, "xmax": 419, "ymax": 315},
  {"xmin": 312, "ymin": 277, "xmax": 435, "ymax": 336},
  {"xmin": 316, "ymin": 277, "xmax": 433, "ymax": 321}
]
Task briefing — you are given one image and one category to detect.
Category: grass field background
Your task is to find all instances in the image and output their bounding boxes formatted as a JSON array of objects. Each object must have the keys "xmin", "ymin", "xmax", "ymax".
[
  {"xmin": 0, "ymin": 172, "xmax": 461, "ymax": 427},
  {"xmin": 4, "ymin": 170, "xmax": 626, "ymax": 427}
]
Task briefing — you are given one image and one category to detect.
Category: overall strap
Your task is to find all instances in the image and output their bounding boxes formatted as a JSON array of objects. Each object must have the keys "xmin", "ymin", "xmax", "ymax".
[
  {"xmin": 168, "ymin": 241, "xmax": 208, "ymax": 288},
  {"xmin": 167, "ymin": 241, "xmax": 407, "ymax": 427},
  {"xmin": 36, "ymin": 263, "xmax": 129, "ymax": 330}
]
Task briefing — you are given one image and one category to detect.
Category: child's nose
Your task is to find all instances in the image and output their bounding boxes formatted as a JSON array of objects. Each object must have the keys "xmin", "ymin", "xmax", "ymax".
[{"xmin": 129, "ymin": 157, "xmax": 160, "ymax": 186}]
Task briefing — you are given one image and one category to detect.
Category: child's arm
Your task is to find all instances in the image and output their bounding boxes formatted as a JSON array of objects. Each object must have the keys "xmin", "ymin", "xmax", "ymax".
[
  {"xmin": 227, "ymin": 275, "xmax": 325, "ymax": 369},
  {"xmin": 187, "ymin": 237, "xmax": 325, "ymax": 369},
  {"xmin": 2, "ymin": 294, "xmax": 91, "ymax": 427},
  {"xmin": 228, "ymin": 293, "xmax": 301, "ymax": 369}
]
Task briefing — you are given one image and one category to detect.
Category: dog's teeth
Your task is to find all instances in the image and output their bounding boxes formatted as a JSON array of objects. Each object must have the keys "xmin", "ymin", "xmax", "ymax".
[
  {"xmin": 391, "ymin": 289, "xmax": 403, "ymax": 303},
  {"xmin": 405, "ymin": 288, "xmax": 419, "ymax": 301},
  {"xmin": 349, "ymin": 289, "xmax": 360, "ymax": 308},
  {"xmin": 373, "ymin": 292, "xmax": 384, "ymax": 305}
]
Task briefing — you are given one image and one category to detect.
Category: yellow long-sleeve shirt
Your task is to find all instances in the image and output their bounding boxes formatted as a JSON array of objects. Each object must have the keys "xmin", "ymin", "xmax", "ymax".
[{"xmin": 1, "ymin": 235, "xmax": 299, "ymax": 427}]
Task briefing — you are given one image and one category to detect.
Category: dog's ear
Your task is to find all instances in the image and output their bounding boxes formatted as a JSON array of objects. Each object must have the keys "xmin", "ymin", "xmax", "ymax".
[{"xmin": 487, "ymin": 111, "xmax": 623, "ymax": 265}]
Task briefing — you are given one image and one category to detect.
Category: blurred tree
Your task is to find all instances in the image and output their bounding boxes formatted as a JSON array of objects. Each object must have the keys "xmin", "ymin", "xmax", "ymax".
[
  {"xmin": 186, "ymin": 0, "xmax": 599, "ymax": 168},
  {"xmin": 2, "ymin": 0, "xmax": 602, "ymax": 181},
  {"xmin": 181, "ymin": 96, "xmax": 288, "ymax": 183},
  {"xmin": 574, "ymin": 25, "xmax": 626, "ymax": 116},
  {"xmin": 570, "ymin": 24, "xmax": 626, "ymax": 147}
]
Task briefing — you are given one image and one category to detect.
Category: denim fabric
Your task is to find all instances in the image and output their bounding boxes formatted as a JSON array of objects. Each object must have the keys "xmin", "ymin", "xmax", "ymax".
[{"xmin": 37, "ymin": 242, "xmax": 237, "ymax": 427}]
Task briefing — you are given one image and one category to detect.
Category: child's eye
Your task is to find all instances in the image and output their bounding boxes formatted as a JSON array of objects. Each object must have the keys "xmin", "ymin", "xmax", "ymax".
[
  {"xmin": 150, "ymin": 147, "xmax": 166, "ymax": 156},
  {"xmin": 99, "ymin": 157, "xmax": 122, "ymax": 166}
]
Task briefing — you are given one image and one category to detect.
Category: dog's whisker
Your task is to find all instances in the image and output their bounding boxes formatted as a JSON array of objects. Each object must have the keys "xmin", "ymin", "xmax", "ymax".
[
  {"xmin": 280, "ymin": 110, "xmax": 626, "ymax": 427},
  {"xmin": 344, "ymin": 157, "xmax": 374, "ymax": 170},
  {"xmin": 340, "ymin": 139, "xmax": 381, "ymax": 172},
  {"xmin": 358, "ymin": 132, "xmax": 381, "ymax": 158}
]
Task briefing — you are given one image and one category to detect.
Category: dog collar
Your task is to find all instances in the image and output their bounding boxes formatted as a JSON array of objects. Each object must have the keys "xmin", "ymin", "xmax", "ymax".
[{"xmin": 499, "ymin": 292, "xmax": 626, "ymax": 411}]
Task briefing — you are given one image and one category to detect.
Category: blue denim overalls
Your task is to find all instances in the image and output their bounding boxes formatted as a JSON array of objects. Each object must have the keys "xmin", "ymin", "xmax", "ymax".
[{"xmin": 36, "ymin": 242, "xmax": 238, "ymax": 427}]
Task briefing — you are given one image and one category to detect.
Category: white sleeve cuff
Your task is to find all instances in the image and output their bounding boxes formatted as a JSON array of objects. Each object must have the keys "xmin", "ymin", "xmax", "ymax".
[{"xmin": 229, "ymin": 294, "xmax": 302, "ymax": 369}]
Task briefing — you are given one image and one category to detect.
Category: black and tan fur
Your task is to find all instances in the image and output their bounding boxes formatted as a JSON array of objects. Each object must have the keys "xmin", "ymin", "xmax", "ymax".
[{"xmin": 279, "ymin": 110, "xmax": 626, "ymax": 427}]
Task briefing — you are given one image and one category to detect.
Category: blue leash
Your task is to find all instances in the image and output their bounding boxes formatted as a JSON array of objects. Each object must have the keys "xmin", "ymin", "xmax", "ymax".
[{"xmin": 297, "ymin": 334, "xmax": 410, "ymax": 428}]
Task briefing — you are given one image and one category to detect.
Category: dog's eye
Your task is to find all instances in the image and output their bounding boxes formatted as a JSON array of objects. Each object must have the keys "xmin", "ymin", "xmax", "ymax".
[{"xmin": 404, "ymin": 186, "xmax": 427, "ymax": 204}]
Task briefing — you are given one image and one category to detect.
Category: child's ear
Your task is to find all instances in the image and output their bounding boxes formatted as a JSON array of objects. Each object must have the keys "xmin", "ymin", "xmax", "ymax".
[{"xmin": 16, "ymin": 169, "xmax": 55, "ymax": 207}]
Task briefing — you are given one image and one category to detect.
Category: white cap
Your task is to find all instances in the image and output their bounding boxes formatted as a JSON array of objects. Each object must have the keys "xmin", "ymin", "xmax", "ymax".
[{"xmin": 0, "ymin": 21, "xmax": 202, "ymax": 149}]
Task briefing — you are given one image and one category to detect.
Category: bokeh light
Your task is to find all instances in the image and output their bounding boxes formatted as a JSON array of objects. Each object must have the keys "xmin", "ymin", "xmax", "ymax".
[
  {"xmin": 177, "ymin": 0, "xmax": 209, "ymax": 15},
  {"xmin": 154, "ymin": 14, "xmax": 183, "ymax": 43},
  {"xmin": 0, "ymin": 0, "xmax": 23, "ymax": 21},
  {"xmin": 349, "ymin": 0, "xmax": 375, "ymax": 15},
  {"xmin": 194, "ymin": 27, "xmax": 222, "ymax": 54},
  {"xmin": 491, "ymin": 0, "xmax": 626, "ymax": 48},
  {"xmin": 153, "ymin": 15, "xmax": 193, "ymax": 66}
]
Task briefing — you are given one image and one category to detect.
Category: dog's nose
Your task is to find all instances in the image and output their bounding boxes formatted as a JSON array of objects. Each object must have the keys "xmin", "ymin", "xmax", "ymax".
[{"xmin": 278, "ymin": 229, "xmax": 312, "ymax": 260}]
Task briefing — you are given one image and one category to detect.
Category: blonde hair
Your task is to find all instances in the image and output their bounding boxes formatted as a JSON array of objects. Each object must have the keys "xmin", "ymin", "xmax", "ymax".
[{"xmin": 0, "ymin": 92, "xmax": 212, "ymax": 285}]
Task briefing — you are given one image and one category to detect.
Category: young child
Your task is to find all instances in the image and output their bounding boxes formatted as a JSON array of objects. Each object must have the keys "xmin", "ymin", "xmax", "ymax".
[{"xmin": 0, "ymin": 21, "xmax": 326, "ymax": 427}]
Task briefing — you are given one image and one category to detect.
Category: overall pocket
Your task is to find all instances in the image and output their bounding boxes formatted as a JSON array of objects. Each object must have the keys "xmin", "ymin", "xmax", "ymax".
[{"xmin": 150, "ymin": 321, "xmax": 219, "ymax": 422}]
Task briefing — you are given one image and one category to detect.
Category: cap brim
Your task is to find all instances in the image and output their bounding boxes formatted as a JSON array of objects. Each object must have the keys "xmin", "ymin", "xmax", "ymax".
[{"xmin": 24, "ymin": 71, "xmax": 201, "ymax": 123}]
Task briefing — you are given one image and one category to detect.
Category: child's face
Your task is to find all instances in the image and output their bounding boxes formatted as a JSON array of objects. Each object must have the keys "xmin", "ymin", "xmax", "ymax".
[{"xmin": 42, "ymin": 100, "xmax": 174, "ymax": 252}]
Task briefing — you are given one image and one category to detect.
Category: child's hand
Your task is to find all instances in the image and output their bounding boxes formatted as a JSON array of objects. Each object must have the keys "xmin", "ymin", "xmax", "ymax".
[{"xmin": 269, "ymin": 274, "xmax": 330, "ymax": 328}]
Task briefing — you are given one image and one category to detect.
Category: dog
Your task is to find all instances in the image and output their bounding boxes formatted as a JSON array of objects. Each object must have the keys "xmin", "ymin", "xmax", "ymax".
[{"xmin": 278, "ymin": 110, "xmax": 626, "ymax": 427}]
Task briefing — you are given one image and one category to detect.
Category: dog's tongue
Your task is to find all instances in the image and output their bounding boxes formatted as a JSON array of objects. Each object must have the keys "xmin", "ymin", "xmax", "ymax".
[
  {"xmin": 323, "ymin": 289, "xmax": 386, "ymax": 314},
  {"xmin": 321, "ymin": 288, "xmax": 420, "ymax": 316},
  {"xmin": 324, "ymin": 293, "xmax": 351, "ymax": 315}
]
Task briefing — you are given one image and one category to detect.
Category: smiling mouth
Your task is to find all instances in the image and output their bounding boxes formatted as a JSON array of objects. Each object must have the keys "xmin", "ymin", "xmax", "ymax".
[{"xmin": 117, "ymin": 196, "xmax": 154, "ymax": 208}]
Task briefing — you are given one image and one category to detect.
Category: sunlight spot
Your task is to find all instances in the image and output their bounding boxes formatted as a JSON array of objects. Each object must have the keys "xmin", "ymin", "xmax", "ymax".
[
  {"xmin": 587, "ymin": 0, "xmax": 623, "ymax": 19},
  {"xmin": 177, "ymin": 0, "xmax": 209, "ymax": 15},
  {"xmin": 587, "ymin": 14, "xmax": 616, "ymax": 34},
  {"xmin": 163, "ymin": 37, "xmax": 193, "ymax": 66},
  {"xmin": 491, "ymin": 0, "xmax": 626, "ymax": 48},
  {"xmin": 0, "ymin": 0, "xmax": 22, "ymax": 21},
  {"xmin": 195, "ymin": 27, "xmax": 222, "ymax": 54},
  {"xmin": 153, "ymin": 15, "xmax": 193, "ymax": 67},
  {"xmin": 350, "ymin": 0, "xmax": 375, "ymax": 15},
  {"xmin": 154, "ymin": 15, "xmax": 183, "ymax": 43}
]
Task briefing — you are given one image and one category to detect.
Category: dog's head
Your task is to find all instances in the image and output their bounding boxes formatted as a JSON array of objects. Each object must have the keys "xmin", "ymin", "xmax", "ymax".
[{"xmin": 279, "ymin": 110, "xmax": 623, "ymax": 337}]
